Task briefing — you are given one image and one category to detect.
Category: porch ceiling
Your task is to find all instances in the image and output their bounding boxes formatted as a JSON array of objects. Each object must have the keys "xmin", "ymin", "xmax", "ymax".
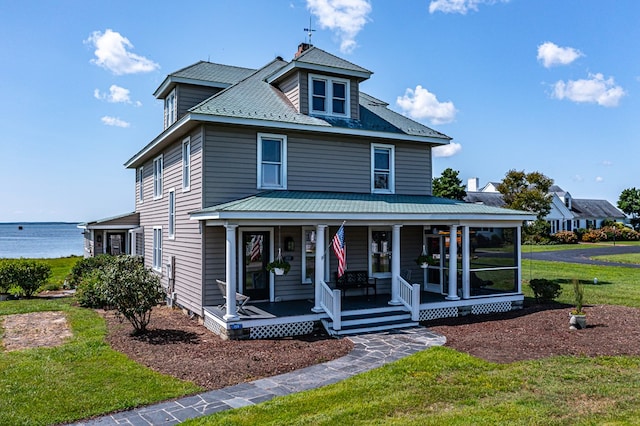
[{"xmin": 190, "ymin": 191, "xmax": 536, "ymax": 223}]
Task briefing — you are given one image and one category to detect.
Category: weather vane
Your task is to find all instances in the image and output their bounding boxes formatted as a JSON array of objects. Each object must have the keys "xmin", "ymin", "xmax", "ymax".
[{"xmin": 304, "ymin": 16, "xmax": 315, "ymax": 45}]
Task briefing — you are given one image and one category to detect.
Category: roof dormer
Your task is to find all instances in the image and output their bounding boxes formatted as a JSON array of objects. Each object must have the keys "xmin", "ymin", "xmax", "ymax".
[{"xmin": 268, "ymin": 44, "xmax": 372, "ymax": 120}]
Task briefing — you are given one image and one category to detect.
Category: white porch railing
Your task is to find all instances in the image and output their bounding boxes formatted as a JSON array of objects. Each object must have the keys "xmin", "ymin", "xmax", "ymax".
[
  {"xmin": 398, "ymin": 276, "xmax": 420, "ymax": 321},
  {"xmin": 319, "ymin": 280, "xmax": 342, "ymax": 331}
]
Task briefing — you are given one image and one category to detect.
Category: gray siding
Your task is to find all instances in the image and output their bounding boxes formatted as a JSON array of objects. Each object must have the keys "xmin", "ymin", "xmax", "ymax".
[
  {"xmin": 203, "ymin": 226, "xmax": 226, "ymax": 306},
  {"xmin": 137, "ymin": 126, "xmax": 204, "ymax": 314},
  {"xmin": 395, "ymin": 142, "xmax": 432, "ymax": 195},
  {"xmin": 279, "ymin": 73, "xmax": 300, "ymax": 111},
  {"xmin": 176, "ymin": 84, "xmax": 221, "ymax": 120}
]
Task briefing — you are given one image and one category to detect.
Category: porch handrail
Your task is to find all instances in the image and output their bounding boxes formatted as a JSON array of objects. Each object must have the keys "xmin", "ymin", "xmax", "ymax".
[
  {"xmin": 319, "ymin": 280, "xmax": 342, "ymax": 331},
  {"xmin": 398, "ymin": 276, "xmax": 420, "ymax": 322}
]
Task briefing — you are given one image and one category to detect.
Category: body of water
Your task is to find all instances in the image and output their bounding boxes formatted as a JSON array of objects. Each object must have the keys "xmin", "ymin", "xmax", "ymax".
[{"xmin": 0, "ymin": 222, "xmax": 84, "ymax": 259}]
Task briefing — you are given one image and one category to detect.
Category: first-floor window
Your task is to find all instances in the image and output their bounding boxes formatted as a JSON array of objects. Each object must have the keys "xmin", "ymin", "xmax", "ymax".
[
  {"xmin": 153, "ymin": 227, "xmax": 162, "ymax": 271},
  {"xmin": 370, "ymin": 227, "xmax": 391, "ymax": 276},
  {"xmin": 168, "ymin": 190, "xmax": 175, "ymax": 239},
  {"xmin": 301, "ymin": 228, "xmax": 316, "ymax": 284}
]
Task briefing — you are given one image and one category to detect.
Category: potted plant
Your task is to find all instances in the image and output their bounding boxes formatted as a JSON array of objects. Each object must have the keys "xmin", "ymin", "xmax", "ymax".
[
  {"xmin": 569, "ymin": 279, "xmax": 586, "ymax": 330},
  {"xmin": 415, "ymin": 254, "xmax": 435, "ymax": 269},
  {"xmin": 266, "ymin": 257, "xmax": 290, "ymax": 276}
]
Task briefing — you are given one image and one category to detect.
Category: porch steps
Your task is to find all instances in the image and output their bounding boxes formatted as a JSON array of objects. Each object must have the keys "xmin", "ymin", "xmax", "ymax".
[{"xmin": 322, "ymin": 308, "xmax": 419, "ymax": 336}]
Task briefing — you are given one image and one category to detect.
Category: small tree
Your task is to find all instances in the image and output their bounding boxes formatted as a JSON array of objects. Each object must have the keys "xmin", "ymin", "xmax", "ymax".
[
  {"xmin": 496, "ymin": 169, "xmax": 554, "ymax": 220},
  {"xmin": 101, "ymin": 256, "xmax": 164, "ymax": 335},
  {"xmin": 432, "ymin": 168, "xmax": 467, "ymax": 201},
  {"xmin": 618, "ymin": 187, "xmax": 640, "ymax": 230}
]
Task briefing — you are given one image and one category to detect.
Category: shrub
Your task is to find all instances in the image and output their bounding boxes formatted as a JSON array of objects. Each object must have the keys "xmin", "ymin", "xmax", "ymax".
[
  {"xmin": 76, "ymin": 269, "xmax": 110, "ymax": 309},
  {"xmin": 551, "ymin": 230, "xmax": 578, "ymax": 244},
  {"xmin": 529, "ymin": 278, "xmax": 562, "ymax": 303},
  {"xmin": 581, "ymin": 229, "xmax": 607, "ymax": 243},
  {"xmin": 0, "ymin": 259, "xmax": 51, "ymax": 297},
  {"xmin": 0, "ymin": 259, "xmax": 15, "ymax": 293},
  {"xmin": 68, "ymin": 255, "xmax": 115, "ymax": 289},
  {"xmin": 101, "ymin": 256, "xmax": 164, "ymax": 335}
]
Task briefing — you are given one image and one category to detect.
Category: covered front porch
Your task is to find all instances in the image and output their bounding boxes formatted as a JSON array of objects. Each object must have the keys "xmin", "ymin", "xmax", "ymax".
[{"xmin": 192, "ymin": 191, "xmax": 534, "ymax": 339}]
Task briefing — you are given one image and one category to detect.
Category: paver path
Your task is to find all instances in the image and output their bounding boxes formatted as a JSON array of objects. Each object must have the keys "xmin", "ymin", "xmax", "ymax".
[{"xmin": 71, "ymin": 327, "xmax": 445, "ymax": 425}]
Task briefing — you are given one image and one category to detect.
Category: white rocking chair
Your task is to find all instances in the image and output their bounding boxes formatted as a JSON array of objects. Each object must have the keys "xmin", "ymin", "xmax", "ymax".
[{"xmin": 216, "ymin": 280, "xmax": 250, "ymax": 315}]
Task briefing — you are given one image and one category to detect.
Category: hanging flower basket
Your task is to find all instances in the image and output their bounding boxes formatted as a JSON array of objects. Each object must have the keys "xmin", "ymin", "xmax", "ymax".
[
  {"xmin": 415, "ymin": 254, "xmax": 435, "ymax": 268},
  {"xmin": 267, "ymin": 258, "xmax": 290, "ymax": 275}
]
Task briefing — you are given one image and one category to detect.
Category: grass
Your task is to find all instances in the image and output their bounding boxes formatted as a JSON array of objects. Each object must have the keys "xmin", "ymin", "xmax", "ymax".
[
  {"xmin": 591, "ymin": 253, "xmax": 640, "ymax": 265},
  {"xmin": 40, "ymin": 256, "xmax": 81, "ymax": 288},
  {"xmin": 0, "ymin": 298, "xmax": 201, "ymax": 426}
]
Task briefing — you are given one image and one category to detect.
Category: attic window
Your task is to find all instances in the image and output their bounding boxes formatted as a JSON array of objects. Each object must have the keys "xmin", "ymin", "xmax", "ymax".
[
  {"xmin": 164, "ymin": 89, "xmax": 176, "ymax": 129},
  {"xmin": 309, "ymin": 74, "xmax": 349, "ymax": 118}
]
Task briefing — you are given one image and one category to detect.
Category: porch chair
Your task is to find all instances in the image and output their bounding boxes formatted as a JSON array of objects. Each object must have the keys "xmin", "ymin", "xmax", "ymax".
[{"xmin": 216, "ymin": 279, "xmax": 250, "ymax": 315}]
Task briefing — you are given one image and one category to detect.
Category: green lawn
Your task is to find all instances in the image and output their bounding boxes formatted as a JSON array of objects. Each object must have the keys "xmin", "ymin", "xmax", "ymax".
[
  {"xmin": 0, "ymin": 298, "xmax": 201, "ymax": 426},
  {"xmin": 3, "ymin": 253, "xmax": 640, "ymax": 424}
]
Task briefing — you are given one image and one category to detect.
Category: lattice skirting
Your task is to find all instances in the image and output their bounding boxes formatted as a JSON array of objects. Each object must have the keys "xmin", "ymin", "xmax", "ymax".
[
  {"xmin": 203, "ymin": 315, "xmax": 225, "ymax": 337},
  {"xmin": 249, "ymin": 321, "xmax": 315, "ymax": 339},
  {"xmin": 471, "ymin": 301, "xmax": 513, "ymax": 315},
  {"xmin": 420, "ymin": 306, "xmax": 459, "ymax": 321}
]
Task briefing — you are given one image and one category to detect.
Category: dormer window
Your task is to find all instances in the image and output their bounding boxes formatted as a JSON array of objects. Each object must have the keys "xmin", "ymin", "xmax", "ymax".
[
  {"xmin": 164, "ymin": 89, "xmax": 176, "ymax": 129},
  {"xmin": 309, "ymin": 74, "xmax": 349, "ymax": 117}
]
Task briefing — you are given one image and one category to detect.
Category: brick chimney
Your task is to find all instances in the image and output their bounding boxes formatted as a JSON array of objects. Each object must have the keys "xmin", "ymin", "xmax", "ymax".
[{"xmin": 295, "ymin": 43, "xmax": 311, "ymax": 58}]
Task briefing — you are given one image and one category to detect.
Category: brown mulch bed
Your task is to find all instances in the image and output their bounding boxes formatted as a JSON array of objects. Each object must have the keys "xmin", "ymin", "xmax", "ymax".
[
  {"xmin": 427, "ymin": 303, "xmax": 640, "ymax": 363},
  {"xmin": 102, "ymin": 306, "xmax": 354, "ymax": 390}
]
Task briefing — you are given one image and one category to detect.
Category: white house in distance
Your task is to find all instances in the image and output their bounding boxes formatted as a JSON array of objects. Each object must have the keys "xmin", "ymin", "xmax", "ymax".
[
  {"xmin": 82, "ymin": 43, "xmax": 535, "ymax": 339},
  {"xmin": 465, "ymin": 178, "xmax": 626, "ymax": 233}
]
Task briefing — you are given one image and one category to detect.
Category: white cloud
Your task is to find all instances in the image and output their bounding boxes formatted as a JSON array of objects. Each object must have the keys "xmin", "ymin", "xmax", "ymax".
[
  {"xmin": 602, "ymin": 160, "xmax": 613, "ymax": 166},
  {"xmin": 94, "ymin": 85, "xmax": 142, "ymax": 106},
  {"xmin": 595, "ymin": 176, "xmax": 604, "ymax": 183},
  {"xmin": 307, "ymin": 0, "xmax": 371, "ymax": 53},
  {"xmin": 537, "ymin": 42, "xmax": 583, "ymax": 68},
  {"xmin": 85, "ymin": 29, "xmax": 159, "ymax": 75},
  {"xmin": 101, "ymin": 116, "xmax": 130, "ymax": 128},
  {"xmin": 396, "ymin": 85, "xmax": 457, "ymax": 124},
  {"xmin": 433, "ymin": 142, "xmax": 462, "ymax": 157},
  {"xmin": 429, "ymin": 0, "xmax": 509, "ymax": 14},
  {"xmin": 572, "ymin": 174, "xmax": 584, "ymax": 182},
  {"xmin": 552, "ymin": 73, "xmax": 625, "ymax": 107}
]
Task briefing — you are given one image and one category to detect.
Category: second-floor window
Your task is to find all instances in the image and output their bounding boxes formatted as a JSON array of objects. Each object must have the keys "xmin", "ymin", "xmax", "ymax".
[
  {"xmin": 164, "ymin": 89, "xmax": 176, "ymax": 129},
  {"xmin": 309, "ymin": 74, "xmax": 349, "ymax": 117},
  {"xmin": 182, "ymin": 137, "xmax": 191, "ymax": 191},
  {"xmin": 153, "ymin": 155, "xmax": 163, "ymax": 199},
  {"xmin": 137, "ymin": 166, "xmax": 144, "ymax": 203},
  {"xmin": 257, "ymin": 133, "xmax": 287, "ymax": 189},
  {"xmin": 371, "ymin": 144, "xmax": 394, "ymax": 193}
]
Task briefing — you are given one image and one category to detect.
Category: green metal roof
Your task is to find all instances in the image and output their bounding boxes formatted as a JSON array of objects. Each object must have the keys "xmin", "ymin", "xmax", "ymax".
[
  {"xmin": 293, "ymin": 46, "xmax": 373, "ymax": 75},
  {"xmin": 153, "ymin": 61, "xmax": 255, "ymax": 98},
  {"xmin": 190, "ymin": 191, "xmax": 535, "ymax": 222}
]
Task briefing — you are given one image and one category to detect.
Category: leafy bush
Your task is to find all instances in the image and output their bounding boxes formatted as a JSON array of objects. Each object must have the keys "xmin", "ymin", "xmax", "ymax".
[
  {"xmin": 101, "ymin": 256, "xmax": 164, "ymax": 335},
  {"xmin": 581, "ymin": 229, "xmax": 608, "ymax": 243},
  {"xmin": 68, "ymin": 255, "xmax": 115, "ymax": 288},
  {"xmin": 76, "ymin": 269, "xmax": 110, "ymax": 309},
  {"xmin": 529, "ymin": 278, "xmax": 562, "ymax": 303},
  {"xmin": 551, "ymin": 230, "xmax": 578, "ymax": 244},
  {"xmin": 0, "ymin": 259, "xmax": 51, "ymax": 297}
]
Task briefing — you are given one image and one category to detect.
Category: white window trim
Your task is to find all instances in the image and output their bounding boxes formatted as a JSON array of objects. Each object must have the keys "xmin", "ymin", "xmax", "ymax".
[
  {"xmin": 368, "ymin": 226, "xmax": 392, "ymax": 278},
  {"xmin": 137, "ymin": 166, "xmax": 144, "ymax": 204},
  {"xmin": 308, "ymin": 73, "xmax": 350, "ymax": 118},
  {"xmin": 153, "ymin": 154, "xmax": 163, "ymax": 199},
  {"xmin": 168, "ymin": 189, "xmax": 176, "ymax": 240},
  {"xmin": 152, "ymin": 227, "xmax": 163, "ymax": 272},
  {"xmin": 182, "ymin": 137, "xmax": 191, "ymax": 192},
  {"xmin": 371, "ymin": 143, "xmax": 395, "ymax": 194},
  {"xmin": 164, "ymin": 88, "xmax": 176, "ymax": 129},
  {"xmin": 257, "ymin": 133, "xmax": 287, "ymax": 190}
]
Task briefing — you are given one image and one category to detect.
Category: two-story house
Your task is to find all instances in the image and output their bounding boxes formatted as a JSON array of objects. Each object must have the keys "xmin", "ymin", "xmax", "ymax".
[{"xmin": 83, "ymin": 43, "xmax": 534, "ymax": 339}]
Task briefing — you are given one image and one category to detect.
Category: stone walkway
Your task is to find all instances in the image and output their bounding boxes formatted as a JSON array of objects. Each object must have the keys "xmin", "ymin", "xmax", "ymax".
[{"xmin": 71, "ymin": 327, "xmax": 446, "ymax": 425}]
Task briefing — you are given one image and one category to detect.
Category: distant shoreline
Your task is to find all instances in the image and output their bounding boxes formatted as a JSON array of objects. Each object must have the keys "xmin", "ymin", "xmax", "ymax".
[{"xmin": 0, "ymin": 222, "xmax": 81, "ymax": 225}]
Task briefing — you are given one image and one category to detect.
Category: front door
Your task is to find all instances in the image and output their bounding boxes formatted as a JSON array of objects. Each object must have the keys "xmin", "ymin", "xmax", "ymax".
[{"xmin": 242, "ymin": 231, "xmax": 270, "ymax": 300}]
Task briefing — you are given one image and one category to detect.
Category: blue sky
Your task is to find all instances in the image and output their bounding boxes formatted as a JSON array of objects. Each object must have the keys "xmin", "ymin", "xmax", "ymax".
[{"xmin": 1, "ymin": 0, "xmax": 638, "ymax": 222}]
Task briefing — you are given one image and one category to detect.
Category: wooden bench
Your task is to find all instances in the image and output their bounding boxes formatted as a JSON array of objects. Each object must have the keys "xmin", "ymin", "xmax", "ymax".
[{"xmin": 334, "ymin": 270, "xmax": 377, "ymax": 298}]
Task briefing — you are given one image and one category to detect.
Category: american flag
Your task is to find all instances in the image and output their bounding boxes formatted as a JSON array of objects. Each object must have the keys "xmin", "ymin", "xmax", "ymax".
[
  {"xmin": 250, "ymin": 235, "xmax": 262, "ymax": 262},
  {"xmin": 332, "ymin": 224, "xmax": 346, "ymax": 278}
]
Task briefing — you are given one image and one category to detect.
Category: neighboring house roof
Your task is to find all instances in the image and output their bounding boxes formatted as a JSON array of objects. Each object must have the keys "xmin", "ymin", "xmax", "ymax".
[
  {"xmin": 78, "ymin": 212, "xmax": 140, "ymax": 229},
  {"xmin": 464, "ymin": 192, "xmax": 506, "ymax": 208},
  {"xmin": 153, "ymin": 61, "xmax": 255, "ymax": 98},
  {"xmin": 571, "ymin": 199, "xmax": 626, "ymax": 219},
  {"xmin": 190, "ymin": 191, "xmax": 534, "ymax": 222}
]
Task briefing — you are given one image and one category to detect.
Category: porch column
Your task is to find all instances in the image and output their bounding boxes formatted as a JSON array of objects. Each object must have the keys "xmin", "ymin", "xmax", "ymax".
[
  {"xmin": 388, "ymin": 224, "xmax": 403, "ymax": 306},
  {"xmin": 224, "ymin": 223, "xmax": 239, "ymax": 321},
  {"xmin": 102, "ymin": 231, "xmax": 107, "ymax": 254},
  {"xmin": 461, "ymin": 225, "xmax": 470, "ymax": 299},
  {"xmin": 446, "ymin": 224, "xmax": 460, "ymax": 301},
  {"xmin": 312, "ymin": 224, "xmax": 327, "ymax": 313}
]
